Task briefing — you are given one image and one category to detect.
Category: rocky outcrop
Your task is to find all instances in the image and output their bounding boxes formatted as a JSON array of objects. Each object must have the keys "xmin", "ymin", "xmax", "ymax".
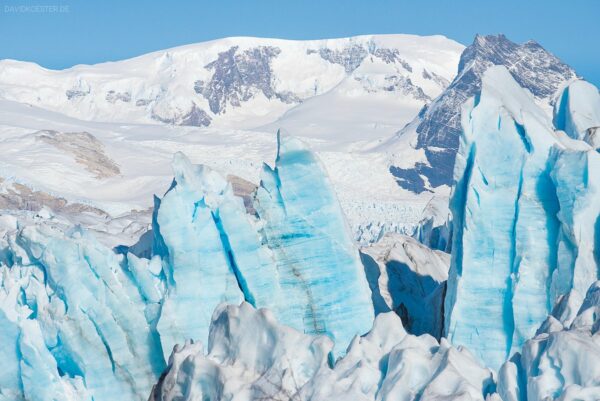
[{"xmin": 390, "ymin": 34, "xmax": 577, "ymax": 193}]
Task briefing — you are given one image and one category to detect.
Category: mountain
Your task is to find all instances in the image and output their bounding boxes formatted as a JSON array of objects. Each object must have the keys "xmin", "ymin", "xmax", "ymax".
[
  {"xmin": 1, "ymin": 32, "xmax": 599, "ymax": 401},
  {"xmin": 387, "ymin": 34, "xmax": 577, "ymax": 194},
  {"xmin": 0, "ymin": 34, "xmax": 580, "ymax": 247},
  {"xmin": 0, "ymin": 34, "xmax": 464, "ymax": 246},
  {"xmin": 0, "ymin": 34, "xmax": 461, "ymax": 140}
]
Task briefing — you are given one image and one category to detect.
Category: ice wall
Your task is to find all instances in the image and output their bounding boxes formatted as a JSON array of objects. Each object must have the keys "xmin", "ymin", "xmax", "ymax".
[
  {"xmin": 153, "ymin": 152, "xmax": 281, "ymax": 358},
  {"xmin": 445, "ymin": 66, "xmax": 600, "ymax": 371},
  {"xmin": 0, "ymin": 216, "xmax": 165, "ymax": 401},
  {"xmin": 498, "ymin": 281, "xmax": 600, "ymax": 401},
  {"xmin": 254, "ymin": 132, "xmax": 375, "ymax": 352}
]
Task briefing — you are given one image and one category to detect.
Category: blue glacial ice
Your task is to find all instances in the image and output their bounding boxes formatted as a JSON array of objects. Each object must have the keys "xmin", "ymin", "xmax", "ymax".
[
  {"xmin": 0, "ymin": 218, "xmax": 165, "ymax": 401},
  {"xmin": 1, "ymin": 69, "xmax": 599, "ymax": 401},
  {"xmin": 445, "ymin": 65, "xmax": 600, "ymax": 371},
  {"xmin": 254, "ymin": 132, "xmax": 374, "ymax": 350},
  {"xmin": 497, "ymin": 280, "xmax": 600, "ymax": 401},
  {"xmin": 553, "ymin": 79, "xmax": 600, "ymax": 150},
  {"xmin": 0, "ymin": 132, "xmax": 374, "ymax": 400}
]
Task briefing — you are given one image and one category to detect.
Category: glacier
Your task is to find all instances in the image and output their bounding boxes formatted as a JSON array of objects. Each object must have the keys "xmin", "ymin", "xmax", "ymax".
[
  {"xmin": 445, "ymin": 66, "xmax": 600, "ymax": 371},
  {"xmin": 553, "ymin": 79, "xmax": 600, "ymax": 150},
  {"xmin": 150, "ymin": 302, "xmax": 496, "ymax": 401},
  {"xmin": 0, "ymin": 131, "xmax": 374, "ymax": 400},
  {"xmin": 360, "ymin": 233, "xmax": 449, "ymax": 339},
  {"xmin": 150, "ymin": 279, "xmax": 600, "ymax": 401},
  {"xmin": 497, "ymin": 281, "xmax": 600, "ymax": 401},
  {"xmin": 0, "ymin": 215, "xmax": 164, "ymax": 401},
  {"xmin": 0, "ymin": 50, "xmax": 599, "ymax": 401},
  {"xmin": 254, "ymin": 132, "xmax": 374, "ymax": 349}
]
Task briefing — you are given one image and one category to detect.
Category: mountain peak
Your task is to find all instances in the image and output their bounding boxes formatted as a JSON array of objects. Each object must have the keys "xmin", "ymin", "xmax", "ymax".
[{"xmin": 389, "ymin": 34, "xmax": 577, "ymax": 194}]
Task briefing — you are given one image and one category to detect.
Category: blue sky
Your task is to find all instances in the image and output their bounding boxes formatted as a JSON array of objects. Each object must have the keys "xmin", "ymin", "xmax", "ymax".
[{"xmin": 1, "ymin": 0, "xmax": 599, "ymax": 86}]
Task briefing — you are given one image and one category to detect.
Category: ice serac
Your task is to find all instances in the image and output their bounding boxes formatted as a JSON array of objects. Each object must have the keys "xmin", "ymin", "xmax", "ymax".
[
  {"xmin": 554, "ymin": 80, "xmax": 600, "ymax": 150},
  {"xmin": 549, "ymin": 142, "xmax": 600, "ymax": 299},
  {"xmin": 150, "ymin": 302, "xmax": 495, "ymax": 401},
  {"xmin": 360, "ymin": 233, "xmax": 449, "ymax": 339},
  {"xmin": 254, "ymin": 131, "xmax": 374, "ymax": 354},
  {"xmin": 444, "ymin": 65, "xmax": 599, "ymax": 371},
  {"xmin": 153, "ymin": 152, "xmax": 281, "ymax": 358},
  {"xmin": 0, "ymin": 214, "xmax": 165, "ymax": 401},
  {"xmin": 498, "ymin": 281, "xmax": 600, "ymax": 401}
]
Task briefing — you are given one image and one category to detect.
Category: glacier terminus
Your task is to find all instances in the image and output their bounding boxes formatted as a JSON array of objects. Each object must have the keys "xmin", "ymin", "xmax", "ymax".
[{"xmin": 0, "ymin": 30, "xmax": 599, "ymax": 401}]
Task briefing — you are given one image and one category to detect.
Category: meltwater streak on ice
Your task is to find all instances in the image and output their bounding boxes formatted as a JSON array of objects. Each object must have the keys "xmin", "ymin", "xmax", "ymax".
[
  {"xmin": 445, "ymin": 66, "xmax": 600, "ymax": 371},
  {"xmin": 155, "ymin": 135, "xmax": 374, "ymax": 358}
]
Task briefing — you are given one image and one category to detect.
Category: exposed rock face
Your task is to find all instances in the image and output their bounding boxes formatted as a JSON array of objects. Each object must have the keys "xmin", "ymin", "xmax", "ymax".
[
  {"xmin": 151, "ymin": 103, "xmax": 211, "ymax": 127},
  {"xmin": 105, "ymin": 90, "xmax": 131, "ymax": 103},
  {"xmin": 0, "ymin": 180, "xmax": 107, "ymax": 217},
  {"xmin": 307, "ymin": 40, "xmax": 419, "ymax": 75},
  {"xmin": 354, "ymin": 74, "xmax": 430, "ymax": 100},
  {"xmin": 422, "ymin": 68, "xmax": 450, "ymax": 87},
  {"xmin": 390, "ymin": 34, "xmax": 577, "ymax": 193},
  {"xmin": 195, "ymin": 45, "xmax": 297, "ymax": 115},
  {"xmin": 36, "ymin": 130, "xmax": 121, "ymax": 178},
  {"xmin": 65, "ymin": 79, "xmax": 91, "ymax": 100},
  {"xmin": 308, "ymin": 43, "xmax": 369, "ymax": 73},
  {"xmin": 226, "ymin": 174, "xmax": 257, "ymax": 215}
]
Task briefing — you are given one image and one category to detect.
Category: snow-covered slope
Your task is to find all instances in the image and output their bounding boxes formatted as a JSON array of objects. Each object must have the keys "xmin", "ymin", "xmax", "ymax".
[
  {"xmin": 0, "ymin": 34, "xmax": 461, "ymax": 140},
  {"xmin": 0, "ymin": 34, "xmax": 465, "ymax": 246},
  {"xmin": 0, "ymin": 97, "xmax": 433, "ymax": 246}
]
